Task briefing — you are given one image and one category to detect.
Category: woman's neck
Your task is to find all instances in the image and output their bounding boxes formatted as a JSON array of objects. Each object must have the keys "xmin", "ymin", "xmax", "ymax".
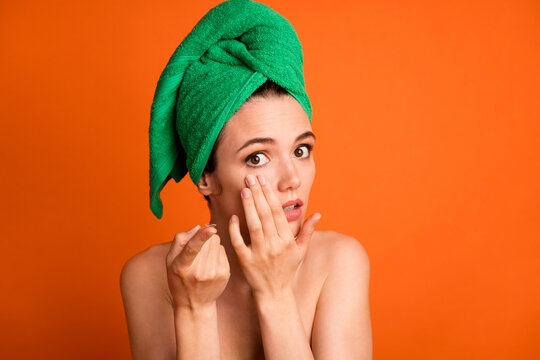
[{"xmin": 208, "ymin": 214, "xmax": 253, "ymax": 297}]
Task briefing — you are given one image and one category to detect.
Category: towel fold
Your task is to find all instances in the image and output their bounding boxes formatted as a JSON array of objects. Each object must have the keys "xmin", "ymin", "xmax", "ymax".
[{"xmin": 149, "ymin": 0, "xmax": 312, "ymax": 219}]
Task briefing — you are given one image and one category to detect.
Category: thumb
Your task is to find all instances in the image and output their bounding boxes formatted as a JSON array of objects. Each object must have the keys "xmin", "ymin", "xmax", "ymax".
[{"xmin": 295, "ymin": 213, "xmax": 322, "ymax": 255}]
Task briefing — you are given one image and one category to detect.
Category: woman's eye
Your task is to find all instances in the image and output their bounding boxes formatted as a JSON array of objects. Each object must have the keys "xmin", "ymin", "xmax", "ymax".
[
  {"xmin": 245, "ymin": 144, "xmax": 313, "ymax": 167},
  {"xmin": 294, "ymin": 144, "xmax": 312, "ymax": 159},
  {"xmin": 246, "ymin": 152, "xmax": 269, "ymax": 167}
]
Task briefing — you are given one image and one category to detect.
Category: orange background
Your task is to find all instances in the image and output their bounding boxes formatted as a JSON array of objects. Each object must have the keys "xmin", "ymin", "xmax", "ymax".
[{"xmin": 1, "ymin": 0, "xmax": 539, "ymax": 358}]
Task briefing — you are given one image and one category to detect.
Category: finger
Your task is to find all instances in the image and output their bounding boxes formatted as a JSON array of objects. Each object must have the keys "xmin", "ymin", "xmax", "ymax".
[
  {"xmin": 245, "ymin": 175, "xmax": 278, "ymax": 241},
  {"xmin": 240, "ymin": 187, "xmax": 265, "ymax": 252},
  {"xmin": 229, "ymin": 214, "xmax": 250, "ymax": 262},
  {"xmin": 193, "ymin": 234, "xmax": 214, "ymax": 276},
  {"xmin": 166, "ymin": 225, "xmax": 200, "ymax": 267},
  {"xmin": 256, "ymin": 174, "xmax": 291, "ymax": 240},
  {"xmin": 178, "ymin": 226, "xmax": 217, "ymax": 267},
  {"xmin": 296, "ymin": 213, "xmax": 322, "ymax": 255},
  {"xmin": 218, "ymin": 245, "xmax": 230, "ymax": 275},
  {"xmin": 208, "ymin": 235, "xmax": 220, "ymax": 277}
]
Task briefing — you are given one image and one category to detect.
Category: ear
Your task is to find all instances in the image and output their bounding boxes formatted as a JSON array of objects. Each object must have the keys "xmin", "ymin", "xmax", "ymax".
[{"xmin": 197, "ymin": 171, "xmax": 219, "ymax": 197}]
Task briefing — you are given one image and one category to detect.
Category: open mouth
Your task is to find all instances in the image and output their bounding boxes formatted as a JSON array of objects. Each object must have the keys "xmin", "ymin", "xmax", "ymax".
[{"xmin": 282, "ymin": 198, "xmax": 303, "ymax": 213}]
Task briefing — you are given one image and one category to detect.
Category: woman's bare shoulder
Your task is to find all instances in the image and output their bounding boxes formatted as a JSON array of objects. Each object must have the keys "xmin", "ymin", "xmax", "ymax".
[
  {"xmin": 120, "ymin": 243, "xmax": 177, "ymax": 359},
  {"xmin": 309, "ymin": 230, "xmax": 370, "ymax": 269},
  {"xmin": 308, "ymin": 230, "xmax": 372, "ymax": 358},
  {"xmin": 121, "ymin": 241, "xmax": 171, "ymax": 274},
  {"xmin": 120, "ymin": 241, "xmax": 173, "ymax": 304}
]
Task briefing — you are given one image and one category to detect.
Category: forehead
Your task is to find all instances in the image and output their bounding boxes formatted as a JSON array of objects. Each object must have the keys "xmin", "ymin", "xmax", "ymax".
[{"xmin": 222, "ymin": 95, "xmax": 311, "ymax": 145}]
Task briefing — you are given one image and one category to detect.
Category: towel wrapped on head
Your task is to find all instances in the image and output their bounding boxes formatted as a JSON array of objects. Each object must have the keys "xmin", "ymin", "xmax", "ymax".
[{"xmin": 149, "ymin": 0, "xmax": 312, "ymax": 219}]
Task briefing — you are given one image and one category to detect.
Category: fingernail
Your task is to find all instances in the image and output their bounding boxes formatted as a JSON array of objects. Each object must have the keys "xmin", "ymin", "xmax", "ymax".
[
  {"xmin": 231, "ymin": 215, "xmax": 238, "ymax": 223},
  {"xmin": 241, "ymin": 188, "xmax": 251, "ymax": 198},
  {"xmin": 246, "ymin": 175, "xmax": 256, "ymax": 186},
  {"xmin": 257, "ymin": 175, "xmax": 266, "ymax": 185}
]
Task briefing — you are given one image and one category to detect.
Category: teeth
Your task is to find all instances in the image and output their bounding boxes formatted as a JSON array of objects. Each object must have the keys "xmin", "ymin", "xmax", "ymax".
[{"xmin": 284, "ymin": 205, "xmax": 296, "ymax": 211}]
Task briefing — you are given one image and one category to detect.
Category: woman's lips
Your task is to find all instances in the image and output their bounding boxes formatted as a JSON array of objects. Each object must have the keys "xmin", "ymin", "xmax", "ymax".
[
  {"xmin": 282, "ymin": 198, "xmax": 303, "ymax": 209},
  {"xmin": 284, "ymin": 205, "xmax": 302, "ymax": 221}
]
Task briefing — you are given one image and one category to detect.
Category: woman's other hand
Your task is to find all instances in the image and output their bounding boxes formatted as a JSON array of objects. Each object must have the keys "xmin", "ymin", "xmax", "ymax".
[
  {"xmin": 166, "ymin": 225, "xmax": 231, "ymax": 310},
  {"xmin": 228, "ymin": 174, "xmax": 322, "ymax": 300}
]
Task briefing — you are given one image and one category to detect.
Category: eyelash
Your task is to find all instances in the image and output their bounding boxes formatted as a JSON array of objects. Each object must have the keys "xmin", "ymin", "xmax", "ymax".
[{"xmin": 245, "ymin": 144, "xmax": 313, "ymax": 167}]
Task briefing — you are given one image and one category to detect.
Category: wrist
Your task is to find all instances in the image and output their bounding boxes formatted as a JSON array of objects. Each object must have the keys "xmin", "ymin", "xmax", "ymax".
[
  {"xmin": 174, "ymin": 301, "xmax": 217, "ymax": 317},
  {"xmin": 253, "ymin": 287, "xmax": 296, "ymax": 310}
]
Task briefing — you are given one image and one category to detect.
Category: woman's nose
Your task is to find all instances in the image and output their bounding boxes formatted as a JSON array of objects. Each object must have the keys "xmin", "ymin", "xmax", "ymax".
[{"xmin": 276, "ymin": 158, "xmax": 301, "ymax": 192}]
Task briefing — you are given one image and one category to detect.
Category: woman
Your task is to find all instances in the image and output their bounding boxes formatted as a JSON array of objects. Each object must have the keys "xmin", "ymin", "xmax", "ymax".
[{"xmin": 120, "ymin": 1, "xmax": 372, "ymax": 359}]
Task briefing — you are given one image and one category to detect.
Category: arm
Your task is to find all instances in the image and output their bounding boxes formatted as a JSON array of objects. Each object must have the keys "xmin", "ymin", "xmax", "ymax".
[
  {"xmin": 120, "ymin": 246, "xmax": 223, "ymax": 360},
  {"xmin": 174, "ymin": 303, "xmax": 221, "ymax": 360},
  {"xmin": 254, "ymin": 290, "xmax": 314, "ymax": 360},
  {"xmin": 120, "ymin": 247, "xmax": 176, "ymax": 360},
  {"xmin": 311, "ymin": 234, "xmax": 372, "ymax": 359}
]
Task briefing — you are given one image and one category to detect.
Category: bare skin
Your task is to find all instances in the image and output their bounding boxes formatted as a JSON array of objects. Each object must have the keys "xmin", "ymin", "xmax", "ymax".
[{"xmin": 120, "ymin": 95, "xmax": 372, "ymax": 359}]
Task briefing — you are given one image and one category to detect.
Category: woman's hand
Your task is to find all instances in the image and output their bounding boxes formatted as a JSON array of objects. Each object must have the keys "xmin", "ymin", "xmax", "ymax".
[
  {"xmin": 228, "ymin": 174, "xmax": 322, "ymax": 300},
  {"xmin": 166, "ymin": 225, "xmax": 230, "ymax": 310}
]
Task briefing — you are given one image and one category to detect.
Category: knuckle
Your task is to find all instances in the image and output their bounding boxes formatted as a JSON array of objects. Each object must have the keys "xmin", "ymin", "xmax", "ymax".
[
  {"xmin": 176, "ymin": 269, "xmax": 188, "ymax": 280},
  {"xmin": 219, "ymin": 272, "xmax": 230, "ymax": 281},
  {"xmin": 218, "ymin": 266, "xmax": 230, "ymax": 276},
  {"xmin": 173, "ymin": 232, "xmax": 185, "ymax": 243},
  {"xmin": 250, "ymin": 224, "xmax": 263, "ymax": 233},
  {"xmin": 168, "ymin": 263, "xmax": 183, "ymax": 278},
  {"xmin": 268, "ymin": 247, "xmax": 281, "ymax": 258},
  {"xmin": 193, "ymin": 271, "xmax": 207, "ymax": 282}
]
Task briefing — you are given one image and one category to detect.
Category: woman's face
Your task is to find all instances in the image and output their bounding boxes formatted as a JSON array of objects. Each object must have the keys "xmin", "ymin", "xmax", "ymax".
[{"xmin": 206, "ymin": 94, "xmax": 316, "ymax": 239}]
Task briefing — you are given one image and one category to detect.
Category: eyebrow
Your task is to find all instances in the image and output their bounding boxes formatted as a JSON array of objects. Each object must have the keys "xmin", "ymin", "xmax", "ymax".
[{"xmin": 236, "ymin": 131, "xmax": 316, "ymax": 154}]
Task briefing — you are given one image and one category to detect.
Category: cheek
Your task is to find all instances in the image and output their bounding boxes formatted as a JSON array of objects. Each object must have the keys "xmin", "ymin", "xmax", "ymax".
[
  {"xmin": 218, "ymin": 175, "xmax": 246, "ymax": 208},
  {"xmin": 216, "ymin": 162, "xmax": 244, "ymax": 190},
  {"xmin": 304, "ymin": 162, "xmax": 316, "ymax": 187}
]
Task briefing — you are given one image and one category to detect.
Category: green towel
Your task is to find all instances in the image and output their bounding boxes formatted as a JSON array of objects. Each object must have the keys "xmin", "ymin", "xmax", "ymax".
[{"xmin": 149, "ymin": 0, "xmax": 312, "ymax": 219}]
